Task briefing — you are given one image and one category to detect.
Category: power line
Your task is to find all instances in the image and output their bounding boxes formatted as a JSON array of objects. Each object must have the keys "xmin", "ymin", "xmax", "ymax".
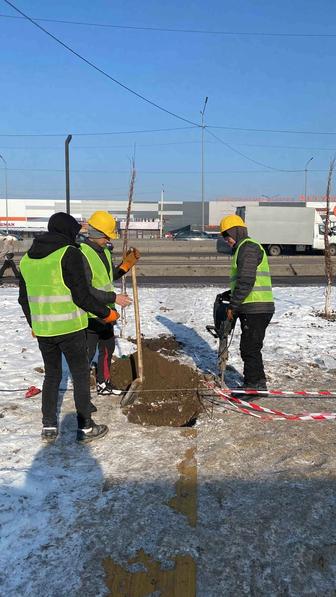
[
  {"xmin": 2, "ymin": 1, "xmax": 199, "ymax": 127},
  {"xmin": 0, "ymin": 126, "xmax": 197, "ymax": 138},
  {"xmin": 0, "ymin": 139, "xmax": 202, "ymax": 149},
  {"xmin": 6, "ymin": 167, "xmax": 328, "ymax": 174},
  {"xmin": 1, "ymin": 123, "xmax": 336, "ymax": 138},
  {"xmin": 208, "ymin": 125, "xmax": 336, "ymax": 136},
  {"xmin": 1, "ymin": 140, "xmax": 336, "ymax": 151},
  {"xmin": 206, "ymin": 129, "xmax": 300, "ymax": 172},
  {"xmin": 1, "ymin": 12, "xmax": 336, "ymax": 38}
]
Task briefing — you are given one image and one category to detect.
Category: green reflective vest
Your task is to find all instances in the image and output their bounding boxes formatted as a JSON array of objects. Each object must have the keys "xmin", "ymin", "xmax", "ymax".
[
  {"xmin": 80, "ymin": 243, "xmax": 115, "ymax": 319},
  {"xmin": 230, "ymin": 238, "xmax": 273, "ymax": 304},
  {"xmin": 20, "ymin": 247, "xmax": 88, "ymax": 337}
]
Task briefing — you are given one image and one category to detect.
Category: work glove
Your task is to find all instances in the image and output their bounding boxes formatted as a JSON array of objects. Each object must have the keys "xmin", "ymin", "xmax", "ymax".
[
  {"xmin": 31, "ymin": 330, "xmax": 36, "ymax": 338},
  {"xmin": 103, "ymin": 309, "xmax": 120, "ymax": 324},
  {"xmin": 119, "ymin": 248, "xmax": 141, "ymax": 273}
]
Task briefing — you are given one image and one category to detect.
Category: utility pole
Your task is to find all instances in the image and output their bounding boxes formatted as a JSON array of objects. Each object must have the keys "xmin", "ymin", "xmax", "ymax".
[
  {"xmin": 0, "ymin": 154, "xmax": 8, "ymax": 234},
  {"xmin": 65, "ymin": 135, "xmax": 72, "ymax": 214},
  {"xmin": 201, "ymin": 96, "xmax": 208, "ymax": 232},
  {"xmin": 304, "ymin": 156, "xmax": 314, "ymax": 202},
  {"xmin": 160, "ymin": 185, "xmax": 164, "ymax": 238}
]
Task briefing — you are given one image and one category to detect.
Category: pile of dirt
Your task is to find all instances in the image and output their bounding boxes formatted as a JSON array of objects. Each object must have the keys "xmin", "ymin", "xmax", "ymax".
[
  {"xmin": 127, "ymin": 334, "xmax": 183, "ymax": 357},
  {"xmin": 110, "ymin": 340, "xmax": 204, "ymax": 427}
]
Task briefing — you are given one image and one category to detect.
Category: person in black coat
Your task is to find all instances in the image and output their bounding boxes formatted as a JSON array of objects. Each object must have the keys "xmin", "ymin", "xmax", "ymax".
[{"xmin": 18, "ymin": 212, "xmax": 115, "ymax": 443}]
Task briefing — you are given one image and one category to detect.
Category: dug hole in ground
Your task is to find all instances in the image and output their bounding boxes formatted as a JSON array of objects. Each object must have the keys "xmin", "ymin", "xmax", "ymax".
[{"xmin": 1, "ymin": 285, "xmax": 336, "ymax": 596}]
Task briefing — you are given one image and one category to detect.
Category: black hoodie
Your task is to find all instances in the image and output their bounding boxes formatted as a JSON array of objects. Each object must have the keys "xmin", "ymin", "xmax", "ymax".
[{"xmin": 18, "ymin": 213, "xmax": 110, "ymax": 327}]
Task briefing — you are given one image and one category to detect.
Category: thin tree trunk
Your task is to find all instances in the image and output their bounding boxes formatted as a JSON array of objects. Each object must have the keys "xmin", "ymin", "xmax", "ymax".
[{"xmin": 120, "ymin": 159, "xmax": 136, "ymax": 337}]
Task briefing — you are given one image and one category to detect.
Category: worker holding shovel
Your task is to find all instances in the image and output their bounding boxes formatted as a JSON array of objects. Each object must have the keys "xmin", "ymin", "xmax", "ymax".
[
  {"xmin": 80, "ymin": 211, "xmax": 140, "ymax": 396},
  {"xmin": 219, "ymin": 214, "xmax": 274, "ymax": 392}
]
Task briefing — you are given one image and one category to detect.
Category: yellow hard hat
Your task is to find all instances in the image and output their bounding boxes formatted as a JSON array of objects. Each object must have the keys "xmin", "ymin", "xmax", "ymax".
[
  {"xmin": 87, "ymin": 211, "xmax": 118, "ymax": 239},
  {"xmin": 219, "ymin": 214, "xmax": 246, "ymax": 233}
]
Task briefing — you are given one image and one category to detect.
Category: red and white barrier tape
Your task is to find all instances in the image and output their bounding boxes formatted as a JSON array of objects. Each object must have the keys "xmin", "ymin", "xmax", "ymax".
[
  {"xmin": 204, "ymin": 383, "xmax": 336, "ymax": 421},
  {"xmin": 219, "ymin": 388, "xmax": 336, "ymax": 398}
]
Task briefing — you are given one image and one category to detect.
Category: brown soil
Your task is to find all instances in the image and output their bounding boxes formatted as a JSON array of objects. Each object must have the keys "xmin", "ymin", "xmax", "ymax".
[
  {"xmin": 127, "ymin": 334, "xmax": 183, "ymax": 357},
  {"xmin": 110, "ymin": 339, "xmax": 204, "ymax": 427}
]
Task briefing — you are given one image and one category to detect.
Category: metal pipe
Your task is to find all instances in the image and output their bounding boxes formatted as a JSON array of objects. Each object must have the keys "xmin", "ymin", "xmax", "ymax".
[
  {"xmin": 304, "ymin": 156, "xmax": 314, "ymax": 202},
  {"xmin": 0, "ymin": 154, "xmax": 8, "ymax": 234},
  {"xmin": 200, "ymin": 96, "xmax": 208, "ymax": 232},
  {"xmin": 160, "ymin": 185, "xmax": 164, "ymax": 238},
  {"xmin": 65, "ymin": 135, "xmax": 72, "ymax": 214}
]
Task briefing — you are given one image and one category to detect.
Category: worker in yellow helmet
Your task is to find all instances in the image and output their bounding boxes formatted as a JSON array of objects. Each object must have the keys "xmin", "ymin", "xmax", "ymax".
[
  {"xmin": 219, "ymin": 214, "xmax": 274, "ymax": 393},
  {"xmin": 80, "ymin": 211, "xmax": 140, "ymax": 397}
]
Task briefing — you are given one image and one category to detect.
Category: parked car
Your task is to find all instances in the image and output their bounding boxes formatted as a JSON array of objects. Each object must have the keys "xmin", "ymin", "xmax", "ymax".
[
  {"xmin": 173, "ymin": 230, "xmax": 210, "ymax": 241},
  {"xmin": 165, "ymin": 225, "xmax": 191, "ymax": 239}
]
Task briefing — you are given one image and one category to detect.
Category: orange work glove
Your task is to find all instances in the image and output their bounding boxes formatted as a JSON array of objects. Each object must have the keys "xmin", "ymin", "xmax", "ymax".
[
  {"xmin": 119, "ymin": 248, "xmax": 141, "ymax": 273},
  {"xmin": 103, "ymin": 309, "xmax": 120, "ymax": 323},
  {"xmin": 31, "ymin": 330, "xmax": 36, "ymax": 338}
]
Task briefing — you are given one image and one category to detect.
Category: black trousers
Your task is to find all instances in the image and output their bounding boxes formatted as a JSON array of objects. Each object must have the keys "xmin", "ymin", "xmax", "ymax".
[
  {"xmin": 37, "ymin": 330, "xmax": 91, "ymax": 427},
  {"xmin": 238, "ymin": 313, "xmax": 273, "ymax": 386},
  {"xmin": 0, "ymin": 259, "xmax": 19, "ymax": 278},
  {"xmin": 87, "ymin": 322, "xmax": 115, "ymax": 384}
]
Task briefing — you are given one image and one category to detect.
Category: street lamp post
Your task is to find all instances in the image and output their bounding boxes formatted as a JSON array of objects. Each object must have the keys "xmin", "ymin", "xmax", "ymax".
[
  {"xmin": 159, "ymin": 184, "xmax": 164, "ymax": 239},
  {"xmin": 304, "ymin": 156, "xmax": 314, "ymax": 202},
  {"xmin": 65, "ymin": 135, "xmax": 72, "ymax": 214},
  {"xmin": 0, "ymin": 154, "xmax": 8, "ymax": 234},
  {"xmin": 200, "ymin": 96, "xmax": 208, "ymax": 232}
]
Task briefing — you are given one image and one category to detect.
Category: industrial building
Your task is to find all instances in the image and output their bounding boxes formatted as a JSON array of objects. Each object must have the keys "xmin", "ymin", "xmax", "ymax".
[{"xmin": 0, "ymin": 196, "xmax": 334, "ymax": 237}]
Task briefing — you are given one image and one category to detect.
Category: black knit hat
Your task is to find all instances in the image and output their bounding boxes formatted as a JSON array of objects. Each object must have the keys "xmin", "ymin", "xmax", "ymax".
[{"xmin": 48, "ymin": 212, "xmax": 81, "ymax": 242}]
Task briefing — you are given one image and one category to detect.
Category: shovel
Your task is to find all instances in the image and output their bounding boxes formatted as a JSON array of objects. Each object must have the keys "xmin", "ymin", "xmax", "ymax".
[{"xmin": 120, "ymin": 263, "xmax": 144, "ymax": 407}]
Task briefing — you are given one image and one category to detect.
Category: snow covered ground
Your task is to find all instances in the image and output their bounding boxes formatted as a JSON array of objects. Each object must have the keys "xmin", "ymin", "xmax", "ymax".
[{"xmin": 1, "ymin": 285, "xmax": 336, "ymax": 596}]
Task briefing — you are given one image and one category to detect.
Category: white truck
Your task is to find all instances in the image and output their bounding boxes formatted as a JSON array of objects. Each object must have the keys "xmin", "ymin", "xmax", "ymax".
[{"xmin": 235, "ymin": 205, "xmax": 336, "ymax": 256}]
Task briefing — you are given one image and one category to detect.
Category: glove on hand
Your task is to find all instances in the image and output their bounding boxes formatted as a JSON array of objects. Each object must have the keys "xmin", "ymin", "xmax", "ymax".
[
  {"xmin": 103, "ymin": 309, "xmax": 120, "ymax": 323},
  {"xmin": 119, "ymin": 248, "xmax": 141, "ymax": 273}
]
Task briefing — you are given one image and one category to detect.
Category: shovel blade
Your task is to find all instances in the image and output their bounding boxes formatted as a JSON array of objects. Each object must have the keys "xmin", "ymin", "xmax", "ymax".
[{"xmin": 120, "ymin": 377, "xmax": 143, "ymax": 407}]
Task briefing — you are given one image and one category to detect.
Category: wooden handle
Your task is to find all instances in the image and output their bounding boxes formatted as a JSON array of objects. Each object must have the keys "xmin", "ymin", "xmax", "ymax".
[{"xmin": 131, "ymin": 265, "xmax": 143, "ymax": 381}]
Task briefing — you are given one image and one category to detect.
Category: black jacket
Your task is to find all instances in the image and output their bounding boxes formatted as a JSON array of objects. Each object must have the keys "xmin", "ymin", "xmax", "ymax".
[
  {"xmin": 18, "ymin": 213, "xmax": 110, "ymax": 327},
  {"xmin": 227, "ymin": 226, "xmax": 275, "ymax": 315}
]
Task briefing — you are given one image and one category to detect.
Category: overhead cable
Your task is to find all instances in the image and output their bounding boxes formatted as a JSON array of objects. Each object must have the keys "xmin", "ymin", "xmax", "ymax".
[
  {"xmin": 1, "ymin": 12, "xmax": 335, "ymax": 38},
  {"xmin": 208, "ymin": 125, "xmax": 336, "ymax": 136},
  {"xmin": 0, "ymin": 126, "xmax": 197, "ymax": 138},
  {"xmin": 2, "ymin": 0, "xmax": 199, "ymax": 127},
  {"xmin": 205, "ymin": 129, "xmax": 301, "ymax": 172}
]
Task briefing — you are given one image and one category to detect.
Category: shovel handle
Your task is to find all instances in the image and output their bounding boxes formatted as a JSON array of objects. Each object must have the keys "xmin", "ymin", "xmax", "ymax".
[{"xmin": 131, "ymin": 265, "xmax": 143, "ymax": 381}]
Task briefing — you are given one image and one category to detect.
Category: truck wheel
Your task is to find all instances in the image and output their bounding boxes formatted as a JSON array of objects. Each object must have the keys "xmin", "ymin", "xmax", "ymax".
[
  {"xmin": 268, "ymin": 244, "xmax": 281, "ymax": 257},
  {"xmin": 329, "ymin": 244, "xmax": 336, "ymax": 256}
]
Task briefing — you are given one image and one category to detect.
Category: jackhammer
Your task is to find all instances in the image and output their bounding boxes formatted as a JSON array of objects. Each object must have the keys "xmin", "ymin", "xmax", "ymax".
[{"xmin": 206, "ymin": 292, "xmax": 236, "ymax": 388}]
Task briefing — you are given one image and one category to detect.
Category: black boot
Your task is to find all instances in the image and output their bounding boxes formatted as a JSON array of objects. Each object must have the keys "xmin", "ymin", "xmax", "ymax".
[
  {"xmin": 41, "ymin": 426, "xmax": 58, "ymax": 442},
  {"xmin": 76, "ymin": 418, "xmax": 108, "ymax": 443}
]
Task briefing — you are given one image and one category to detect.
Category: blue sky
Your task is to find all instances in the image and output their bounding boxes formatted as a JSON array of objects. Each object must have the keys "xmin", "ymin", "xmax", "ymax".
[{"xmin": 1, "ymin": 0, "xmax": 336, "ymax": 203}]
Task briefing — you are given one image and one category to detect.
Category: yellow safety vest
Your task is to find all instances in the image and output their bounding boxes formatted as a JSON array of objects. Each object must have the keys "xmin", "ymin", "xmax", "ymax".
[
  {"xmin": 20, "ymin": 247, "xmax": 88, "ymax": 337},
  {"xmin": 80, "ymin": 243, "xmax": 115, "ymax": 318},
  {"xmin": 230, "ymin": 238, "xmax": 273, "ymax": 304}
]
